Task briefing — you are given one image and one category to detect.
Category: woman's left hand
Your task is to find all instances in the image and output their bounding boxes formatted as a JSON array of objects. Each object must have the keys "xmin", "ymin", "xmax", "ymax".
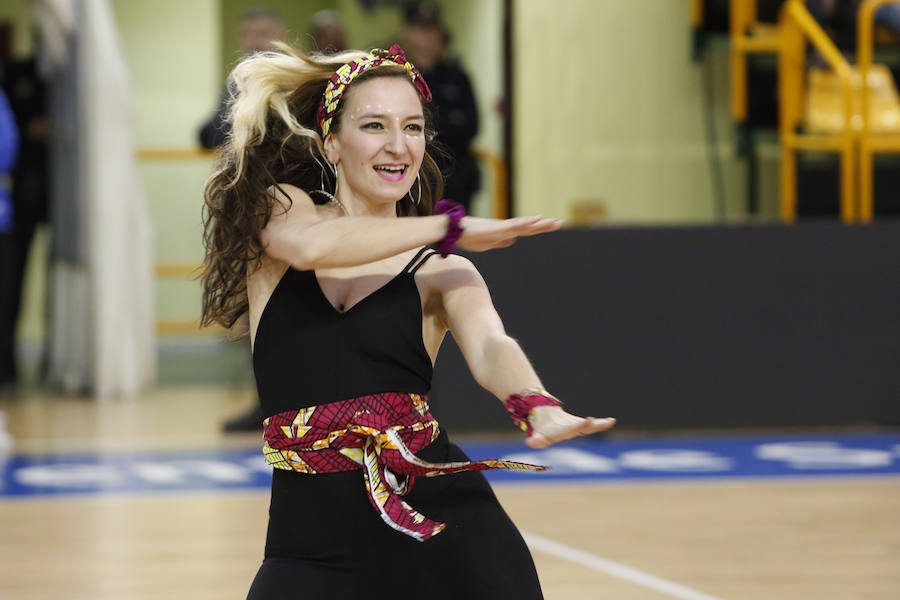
[{"xmin": 525, "ymin": 406, "xmax": 616, "ymax": 449}]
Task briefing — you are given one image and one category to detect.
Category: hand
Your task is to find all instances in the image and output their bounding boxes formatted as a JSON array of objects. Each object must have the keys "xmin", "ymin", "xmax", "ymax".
[
  {"xmin": 525, "ymin": 406, "xmax": 616, "ymax": 449},
  {"xmin": 457, "ymin": 216, "xmax": 563, "ymax": 252}
]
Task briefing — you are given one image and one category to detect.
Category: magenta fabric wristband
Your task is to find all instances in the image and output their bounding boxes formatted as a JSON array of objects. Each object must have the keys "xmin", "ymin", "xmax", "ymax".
[
  {"xmin": 502, "ymin": 390, "xmax": 562, "ymax": 437},
  {"xmin": 433, "ymin": 199, "xmax": 465, "ymax": 257}
]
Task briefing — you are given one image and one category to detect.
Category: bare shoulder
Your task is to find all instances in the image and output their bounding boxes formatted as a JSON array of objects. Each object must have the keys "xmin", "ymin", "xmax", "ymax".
[
  {"xmin": 264, "ymin": 182, "xmax": 339, "ymax": 222},
  {"xmin": 265, "ymin": 182, "xmax": 314, "ymax": 212},
  {"xmin": 421, "ymin": 253, "xmax": 477, "ymax": 274},
  {"xmin": 418, "ymin": 252, "xmax": 487, "ymax": 291}
]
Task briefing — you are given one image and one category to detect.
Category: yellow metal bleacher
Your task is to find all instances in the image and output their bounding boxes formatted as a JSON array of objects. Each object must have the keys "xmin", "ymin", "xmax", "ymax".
[
  {"xmin": 777, "ymin": 0, "xmax": 858, "ymax": 222},
  {"xmin": 858, "ymin": 0, "xmax": 900, "ymax": 221},
  {"xmin": 726, "ymin": 0, "xmax": 900, "ymax": 222}
]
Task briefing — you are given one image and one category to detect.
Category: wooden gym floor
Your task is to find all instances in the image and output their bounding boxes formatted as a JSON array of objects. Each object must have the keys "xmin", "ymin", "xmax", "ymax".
[{"xmin": 1, "ymin": 386, "xmax": 898, "ymax": 600}]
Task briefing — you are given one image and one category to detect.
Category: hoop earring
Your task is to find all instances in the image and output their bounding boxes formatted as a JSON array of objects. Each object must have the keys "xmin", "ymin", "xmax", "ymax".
[
  {"xmin": 319, "ymin": 164, "xmax": 329, "ymax": 194},
  {"xmin": 408, "ymin": 172, "xmax": 421, "ymax": 206},
  {"xmin": 312, "ymin": 159, "xmax": 333, "ymax": 198},
  {"xmin": 309, "ymin": 158, "xmax": 341, "ymax": 210}
]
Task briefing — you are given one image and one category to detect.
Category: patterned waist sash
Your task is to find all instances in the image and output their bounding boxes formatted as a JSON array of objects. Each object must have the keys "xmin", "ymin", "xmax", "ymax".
[{"xmin": 263, "ymin": 391, "xmax": 547, "ymax": 542}]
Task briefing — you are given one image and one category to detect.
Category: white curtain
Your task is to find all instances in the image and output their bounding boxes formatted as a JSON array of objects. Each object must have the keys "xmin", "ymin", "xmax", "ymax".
[{"xmin": 38, "ymin": 0, "xmax": 155, "ymax": 397}]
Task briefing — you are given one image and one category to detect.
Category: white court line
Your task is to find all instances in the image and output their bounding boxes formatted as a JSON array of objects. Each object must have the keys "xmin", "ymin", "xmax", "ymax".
[{"xmin": 522, "ymin": 531, "xmax": 722, "ymax": 600}]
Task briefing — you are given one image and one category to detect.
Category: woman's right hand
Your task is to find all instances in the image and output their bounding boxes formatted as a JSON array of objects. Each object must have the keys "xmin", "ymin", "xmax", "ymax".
[{"xmin": 456, "ymin": 216, "xmax": 564, "ymax": 252}]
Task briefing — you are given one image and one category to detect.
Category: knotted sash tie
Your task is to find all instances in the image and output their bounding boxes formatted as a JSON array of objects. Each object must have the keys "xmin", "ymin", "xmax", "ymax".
[{"xmin": 263, "ymin": 392, "xmax": 548, "ymax": 542}]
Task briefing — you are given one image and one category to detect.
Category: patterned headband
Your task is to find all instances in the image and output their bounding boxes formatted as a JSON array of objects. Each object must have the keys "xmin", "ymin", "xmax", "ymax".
[{"xmin": 316, "ymin": 44, "xmax": 433, "ymax": 137}]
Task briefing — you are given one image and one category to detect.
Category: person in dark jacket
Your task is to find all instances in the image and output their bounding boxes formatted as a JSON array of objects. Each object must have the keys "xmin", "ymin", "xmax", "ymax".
[
  {"xmin": 402, "ymin": 2, "xmax": 480, "ymax": 213},
  {"xmin": 1, "ymin": 61, "xmax": 41, "ymax": 390},
  {"xmin": 310, "ymin": 9, "xmax": 347, "ymax": 55},
  {"xmin": 0, "ymin": 84, "xmax": 16, "ymax": 451},
  {"xmin": 199, "ymin": 7, "xmax": 286, "ymax": 150},
  {"xmin": 198, "ymin": 8, "xmax": 287, "ymax": 431}
]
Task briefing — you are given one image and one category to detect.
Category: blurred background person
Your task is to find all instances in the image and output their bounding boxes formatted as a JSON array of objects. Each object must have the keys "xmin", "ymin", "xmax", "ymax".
[
  {"xmin": 198, "ymin": 6, "xmax": 287, "ymax": 431},
  {"xmin": 1, "ymin": 59, "xmax": 35, "ymax": 391},
  {"xmin": 806, "ymin": 0, "xmax": 900, "ymax": 53},
  {"xmin": 806, "ymin": 0, "xmax": 859, "ymax": 51},
  {"xmin": 310, "ymin": 9, "xmax": 346, "ymax": 55},
  {"xmin": 198, "ymin": 7, "xmax": 286, "ymax": 150},
  {"xmin": 875, "ymin": 3, "xmax": 900, "ymax": 34},
  {"xmin": 402, "ymin": 1, "xmax": 480, "ymax": 213},
  {"xmin": 0, "ymin": 81, "xmax": 19, "ymax": 449}
]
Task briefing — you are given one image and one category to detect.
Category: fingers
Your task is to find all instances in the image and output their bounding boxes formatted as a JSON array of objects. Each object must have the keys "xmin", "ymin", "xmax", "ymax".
[
  {"xmin": 525, "ymin": 416, "xmax": 616, "ymax": 449},
  {"xmin": 582, "ymin": 417, "xmax": 616, "ymax": 434},
  {"xmin": 510, "ymin": 217, "xmax": 564, "ymax": 236}
]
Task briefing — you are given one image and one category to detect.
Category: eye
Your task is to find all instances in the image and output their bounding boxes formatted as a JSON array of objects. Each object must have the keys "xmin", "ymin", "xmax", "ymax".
[
  {"xmin": 362, "ymin": 121, "xmax": 384, "ymax": 130},
  {"xmin": 405, "ymin": 123, "xmax": 424, "ymax": 134}
]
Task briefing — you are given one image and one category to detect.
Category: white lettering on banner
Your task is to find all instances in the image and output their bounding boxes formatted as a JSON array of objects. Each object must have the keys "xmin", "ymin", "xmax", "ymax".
[
  {"xmin": 243, "ymin": 456, "xmax": 274, "ymax": 473},
  {"xmin": 132, "ymin": 462, "xmax": 185, "ymax": 484},
  {"xmin": 755, "ymin": 442, "xmax": 893, "ymax": 469},
  {"xmin": 15, "ymin": 464, "xmax": 123, "ymax": 487},
  {"xmin": 8, "ymin": 439, "xmax": 897, "ymax": 493},
  {"xmin": 504, "ymin": 448, "xmax": 620, "ymax": 474},
  {"xmin": 172, "ymin": 460, "xmax": 251, "ymax": 483},
  {"xmin": 16, "ymin": 460, "xmax": 256, "ymax": 490},
  {"xmin": 133, "ymin": 461, "xmax": 252, "ymax": 484},
  {"xmin": 618, "ymin": 450, "xmax": 733, "ymax": 472}
]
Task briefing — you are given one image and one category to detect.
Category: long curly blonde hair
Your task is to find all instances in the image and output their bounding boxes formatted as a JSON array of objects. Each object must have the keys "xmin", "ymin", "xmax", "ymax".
[{"xmin": 200, "ymin": 43, "xmax": 444, "ymax": 330}]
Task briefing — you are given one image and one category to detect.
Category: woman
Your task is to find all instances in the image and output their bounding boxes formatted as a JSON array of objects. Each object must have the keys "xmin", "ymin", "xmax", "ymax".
[{"xmin": 201, "ymin": 43, "xmax": 615, "ymax": 599}]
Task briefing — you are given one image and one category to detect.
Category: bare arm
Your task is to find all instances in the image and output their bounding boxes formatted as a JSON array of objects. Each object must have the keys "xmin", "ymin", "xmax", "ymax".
[
  {"xmin": 436, "ymin": 255, "xmax": 615, "ymax": 447},
  {"xmin": 434, "ymin": 256, "xmax": 541, "ymax": 399},
  {"xmin": 261, "ymin": 184, "xmax": 447, "ymax": 269},
  {"xmin": 260, "ymin": 184, "xmax": 563, "ymax": 270}
]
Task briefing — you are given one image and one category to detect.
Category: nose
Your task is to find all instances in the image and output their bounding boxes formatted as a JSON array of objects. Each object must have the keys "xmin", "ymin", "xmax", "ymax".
[{"xmin": 383, "ymin": 124, "xmax": 405, "ymax": 155}]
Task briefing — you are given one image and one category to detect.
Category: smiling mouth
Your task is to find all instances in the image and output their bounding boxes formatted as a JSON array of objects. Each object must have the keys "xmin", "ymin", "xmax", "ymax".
[{"xmin": 373, "ymin": 164, "xmax": 408, "ymax": 182}]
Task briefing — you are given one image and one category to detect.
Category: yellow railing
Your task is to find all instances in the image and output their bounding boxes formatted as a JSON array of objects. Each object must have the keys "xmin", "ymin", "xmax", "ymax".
[
  {"xmin": 778, "ymin": 0, "xmax": 857, "ymax": 222},
  {"xmin": 858, "ymin": 0, "xmax": 900, "ymax": 222},
  {"xmin": 137, "ymin": 145, "xmax": 507, "ymax": 217},
  {"xmin": 154, "ymin": 263, "xmax": 208, "ymax": 335},
  {"xmin": 472, "ymin": 147, "xmax": 508, "ymax": 219},
  {"xmin": 776, "ymin": 0, "xmax": 900, "ymax": 222},
  {"xmin": 137, "ymin": 147, "xmax": 215, "ymax": 160},
  {"xmin": 142, "ymin": 145, "xmax": 507, "ymax": 334}
]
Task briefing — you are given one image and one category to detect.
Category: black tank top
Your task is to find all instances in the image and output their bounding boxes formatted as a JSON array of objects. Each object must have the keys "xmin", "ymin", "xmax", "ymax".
[{"xmin": 252, "ymin": 247, "xmax": 438, "ymax": 417}]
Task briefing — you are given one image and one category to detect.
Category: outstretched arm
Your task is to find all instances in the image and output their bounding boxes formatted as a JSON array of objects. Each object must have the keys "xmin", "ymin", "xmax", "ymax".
[
  {"xmin": 260, "ymin": 184, "xmax": 563, "ymax": 270},
  {"xmin": 435, "ymin": 255, "xmax": 615, "ymax": 448}
]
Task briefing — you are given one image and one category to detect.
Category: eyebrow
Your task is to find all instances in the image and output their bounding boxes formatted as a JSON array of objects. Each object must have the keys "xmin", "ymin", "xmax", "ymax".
[{"xmin": 357, "ymin": 113, "xmax": 425, "ymax": 121}]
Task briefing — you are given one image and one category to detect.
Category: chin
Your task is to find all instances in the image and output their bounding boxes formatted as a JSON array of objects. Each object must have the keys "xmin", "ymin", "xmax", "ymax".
[{"xmin": 372, "ymin": 184, "xmax": 411, "ymax": 204}]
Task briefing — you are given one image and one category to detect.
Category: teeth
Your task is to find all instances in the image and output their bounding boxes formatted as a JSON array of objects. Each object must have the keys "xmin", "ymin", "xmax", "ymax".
[{"xmin": 375, "ymin": 166, "xmax": 405, "ymax": 173}]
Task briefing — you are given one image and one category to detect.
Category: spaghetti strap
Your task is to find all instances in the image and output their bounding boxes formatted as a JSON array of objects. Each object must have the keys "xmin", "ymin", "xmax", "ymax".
[
  {"xmin": 401, "ymin": 247, "xmax": 431, "ymax": 273},
  {"xmin": 407, "ymin": 249, "xmax": 438, "ymax": 275}
]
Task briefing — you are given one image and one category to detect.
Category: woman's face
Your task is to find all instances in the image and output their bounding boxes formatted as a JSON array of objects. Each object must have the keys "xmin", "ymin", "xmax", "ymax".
[{"xmin": 325, "ymin": 76, "xmax": 427, "ymax": 208}]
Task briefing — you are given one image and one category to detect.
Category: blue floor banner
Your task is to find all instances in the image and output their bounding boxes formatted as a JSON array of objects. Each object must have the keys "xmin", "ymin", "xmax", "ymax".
[{"xmin": 1, "ymin": 433, "xmax": 898, "ymax": 498}]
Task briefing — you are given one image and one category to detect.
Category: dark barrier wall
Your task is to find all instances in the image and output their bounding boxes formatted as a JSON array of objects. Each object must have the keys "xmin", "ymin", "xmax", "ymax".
[{"xmin": 429, "ymin": 223, "xmax": 900, "ymax": 432}]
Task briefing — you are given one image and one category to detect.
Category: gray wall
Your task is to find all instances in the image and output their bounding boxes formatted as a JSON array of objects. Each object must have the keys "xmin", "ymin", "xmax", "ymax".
[{"xmin": 430, "ymin": 223, "xmax": 900, "ymax": 432}]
